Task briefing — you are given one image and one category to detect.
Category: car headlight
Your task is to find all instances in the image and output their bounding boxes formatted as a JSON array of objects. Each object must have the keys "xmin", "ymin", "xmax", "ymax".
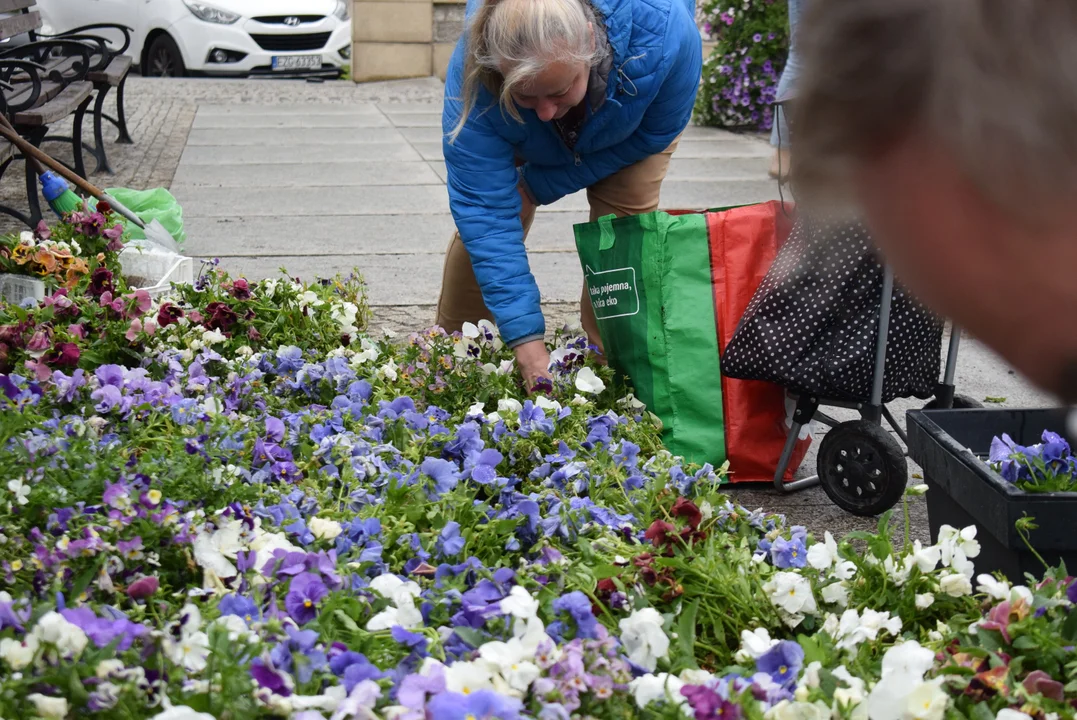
[
  {"xmin": 334, "ymin": 0, "xmax": 350, "ymax": 21},
  {"xmin": 182, "ymin": 0, "xmax": 241, "ymax": 24}
]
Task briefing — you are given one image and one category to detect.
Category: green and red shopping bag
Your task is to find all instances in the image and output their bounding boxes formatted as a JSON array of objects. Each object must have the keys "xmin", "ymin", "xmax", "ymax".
[{"xmin": 574, "ymin": 201, "xmax": 810, "ymax": 482}]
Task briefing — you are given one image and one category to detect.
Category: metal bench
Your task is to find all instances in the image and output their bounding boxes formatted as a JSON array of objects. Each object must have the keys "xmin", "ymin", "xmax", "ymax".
[
  {"xmin": 0, "ymin": 2, "xmax": 94, "ymax": 226},
  {"xmin": 38, "ymin": 22, "xmax": 135, "ymax": 174}
]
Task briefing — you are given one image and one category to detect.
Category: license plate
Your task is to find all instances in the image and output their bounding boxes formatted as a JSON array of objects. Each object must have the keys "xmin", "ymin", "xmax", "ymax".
[{"xmin": 272, "ymin": 55, "xmax": 322, "ymax": 71}]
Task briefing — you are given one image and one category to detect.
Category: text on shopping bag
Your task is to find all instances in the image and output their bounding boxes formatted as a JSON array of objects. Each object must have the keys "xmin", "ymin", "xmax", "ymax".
[{"xmin": 584, "ymin": 265, "xmax": 640, "ymax": 320}]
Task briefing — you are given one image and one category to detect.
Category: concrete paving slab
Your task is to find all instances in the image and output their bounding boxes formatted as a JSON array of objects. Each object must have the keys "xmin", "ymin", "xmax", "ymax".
[
  {"xmin": 196, "ymin": 103, "xmax": 384, "ymax": 116},
  {"xmin": 666, "ymin": 157, "xmax": 773, "ymax": 180},
  {"xmin": 400, "ymin": 127, "xmax": 445, "ymax": 143},
  {"xmin": 384, "ymin": 112, "xmax": 441, "ymax": 127},
  {"xmin": 172, "ymin": 161, "xmax": 442, "ymax": 188},
  {"xmin": 410, "ymin": 142, "xmax": 444, "ymax": 161},
  {"xmin": 180, "ymin": 143, "xmax": 423, "ymax": 165},
  {"xmin": 186, "ymin": 127, "xmax": 405, "ymax": 146},
  {"xmin": 206, "ymin": 251, "xmax": 583, "ymax": 305},
  {"xmin": 376, "ymin": 101, "xmax": 443, "ymax": 114},
  {"xmin": 183, "ymin": 211, "xmax": 584, "ymax": 257},
  {"xmin": 672, "ymin": 140, "xmax": 773, "ymax": 159},
  {"xmin": 173, "ymin": 185, "xmax": 450, "ymax": 218},
  {"xmin": 193, "ymin": 113, "xmax": 392, "ymax": 129}
]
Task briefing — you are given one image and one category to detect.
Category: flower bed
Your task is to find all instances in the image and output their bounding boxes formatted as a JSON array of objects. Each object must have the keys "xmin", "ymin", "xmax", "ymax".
[
  {"xmin": 0, "ymin": 227, "xmax": 1074, "ymax": 718},
  {"xmin": 695, "ymin": 0, "xmax": 789, "ymax": 131}
]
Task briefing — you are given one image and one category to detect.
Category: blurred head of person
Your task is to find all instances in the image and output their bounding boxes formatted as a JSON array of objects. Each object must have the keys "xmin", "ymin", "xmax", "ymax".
[{"xmin": 790, "ymin": 0, "xmax": 1077, "ymax": 401}]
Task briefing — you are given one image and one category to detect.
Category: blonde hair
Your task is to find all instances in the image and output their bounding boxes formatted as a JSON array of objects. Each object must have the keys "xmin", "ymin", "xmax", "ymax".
[{"xmin": 448, "ymin": 0, "xmax": 608, "ymax": 142}]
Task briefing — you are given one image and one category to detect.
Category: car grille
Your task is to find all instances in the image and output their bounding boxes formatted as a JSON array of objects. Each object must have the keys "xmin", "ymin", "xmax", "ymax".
[
  {"xmin": 249, "ymin": 32, "xmax": 332, "ymax": 52},
  {"xmin": 252, "ymin": 15, "xmax": 325, "ymax": 24}
]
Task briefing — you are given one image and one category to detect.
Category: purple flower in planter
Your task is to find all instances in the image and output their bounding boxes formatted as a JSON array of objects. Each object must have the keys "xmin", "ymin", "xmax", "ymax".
[
  {"xmin": 682, "ymin": 684, "xmax": 742, "ymax": 720},
  {"xmin": 284, "ymin": 572, "xmax": 328, "ymax": 624},
  {"xmin": 550, "ymin": 591, "xmax": 599, "ymax": 640},
  {"xmin": 437, "ymin": 521, "xmax": 466, "ymax": 558},
  {"xmin": 421, "ymin": 457, "xmax": 460, "ymax": 496},
  {"xmin": 1067, "ymin": 578, "xmax": 1077, "ymax": 604},
  {"xmin": 391, "ymin": 625, "xmax": 429, "ymax": 656},
  {"xmin": 397, "ymin": 665, "xmax": 447, "ymax": 709},
  {"xmin": 756, "ymin": 640, "xmax": 804, "ymax": 687},
  {"xmin": 220, "ymin": 593, "xmax": 261, "ymax": 623},
  {"xmin": 467, "ymin": 449, "xmax": 505, "ymax": 486},
  {"xmin": 251, "ymin": 658, "xmax": 292, "ymax": 696},
  {"xmin": 426, "ymin": 690, "xmax": 523, "ymax": 720},
  {"xmin": 771, "ymin": 537, "xmax": 808, "ymax": 570}
]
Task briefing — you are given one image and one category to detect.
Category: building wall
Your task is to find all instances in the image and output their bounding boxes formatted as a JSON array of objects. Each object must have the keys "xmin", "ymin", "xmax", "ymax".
[
  {"xmin": 351, "ymin": 0, "xmax": 464, "ymax": 82},
  {"xmin": 351, "ymin": 0, "xmax": 715, "ymax": 83}
]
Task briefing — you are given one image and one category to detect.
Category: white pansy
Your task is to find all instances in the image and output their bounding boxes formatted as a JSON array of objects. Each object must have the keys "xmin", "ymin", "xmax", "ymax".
[
  {"xmin": 548, "ymin": 347, "xmax": 574, "ymax": 368},
  {"xmin": 903, "ymin": 679, "xmax": 949, "ymax": 720},
  {"xmin": 211, "ymin": 614, "xmax": 252, "ymax": 642},
  {"xmin": 95, "ymin": 659, "xmax": 125, "ymax": 679},
  {"xmin": 799, "ymin": 661, "xmax": 823, "ymax": 689},
  {"xmin": 832, "ymin": 666, "xmax": 866, "ymax": 706},
  {"xmin": 976, "ymin": 574, "xmax": 1013, "ymax": 601},
  {"xmin": 201, "ymin": 328, "xmax": 227, "ymax": 345},
  {"xmin": 865, "ymin": 642, "xmax": 938, "ymax": 720},
  {"xmin": 309, "ymin": 517, "xmax": 343, "ymax": 541},
  {"xmin": 167, "ymin": 630, "xmax": 210, "ymax": 672},
  {"xmin": 733, "ymin": 627, "xmax": 778, "ymax": 663},
  {"xmin": 201, "ymin": 396, "xmax": 223, "ymax": 417},
  {"xmin": 574, "ymin": 367, "xmax": 606, "ymax": 394},
  {"xmin": 911, "ymin": 541, "xmax": 942, "ymax": 573},
  {"xmin": 807, "ymin": 531, "xmax": 838, "ymax": 570},
  {"xmin": 377, "ymin": 359, "xmax": 398, "ymax": 381},
  {"xmin": 570, "ymin": 394, "xmax": 590, "ymax": 406},
  {"xmin": 465, "ymin": 402, "xmax": 486, "ymax": 419},
  {"xmin": 352, "ymin": 338, "xmax": 381, "ymax": 365},
  {"xmin": 192, "ymin": 519, "xmax": 244, "ymax": 578},
  {"xmin": 500, "ymin": 586, "xmax": 539, "ymax": 620},
  {"xmin": 26, "ymin": 694, "xmax": 69, "ymax": 719},
  {"xmin": 249, "ymin": 528, "xmax": 299, "ymax": 557},
  {"xmin": 478, "ymin": 638, "xmax": 541, "ymax": 694},
  {"xmin": 618, "ymin": 608, "xmax": 670, "ymax": 672},
  {"xmin": 497, "ymin": 398, "xmax": 523, "ymax": 414},
  {"xmin": 365, "ymin": 599, "xmax": 423, "ymax": 632},
  {"xmin": 461, "ymin": 322, "xmax": 480, "ymax": 339},
  {"xmin": 821, "ymin": 581, "xmax": 850, "ymax": 607},
  {"xmin": 369, "ymin": 574, "xmax": 421, "ymax": 605},
  {"xmin": 884, "ymin": 555, "xmax": 914, "ymax": 586},
  {"xmin": 300, "ymin": 290, "xmax": 325, "ymax": 308},
  {"xmin": 679, "ymin": 668, "xmax": 715, "ymax": 686},
  {"xmin": 766, "ymin": 572, "xmax": 818, "ymax": 617},
  {"xmin": 32, "ymin": 611, "xmax": 88, "ymax": 659},
  {"xmin": 996, "ymin": 712, "xmax": 1034, "ymax": 720},
  {"xmin": 0, "ymin": 635, "xmax": 38, "ymax": 669},
  {"xmin": 535, "ymin": 396, "xmax": 562, "ymax": 413},
  {"xmin": 938, "ymin": 525, "xmax": 981, "ymax": 567},
  {"xmin": 480, "ymin": 363, "xmax": 498, "ymax": 377},
  {"xmin": 6, "ymin": 479, "xmax": 29, "ymax": 506},
  {"xmin": 915, "ymin": 593, "xmax": 935, "ymax": 609},
  {"xmin": 477, "ymin": 320, "xmax": 504, "ymax": 350},
  {"xmin": 939, "ymin": 572, "xmax": 973, "ymax": 597},
  {"xmin": 765, "ymin": 700, "xmax": 831, "ymax": 720},
  {"xmin": 497, "ymin": 359, "xmax": 515, "ymax": 375},
  {"xmin": 628, "ymin": 673, "xmax": 686, "ymax": 709},
  {"xmin": 619, "ymin": 393, "xmax": 646, "ymax": 410},
  {"xmin": 442, "ymin": 659, "xmax": 495, "ymax": 696}
]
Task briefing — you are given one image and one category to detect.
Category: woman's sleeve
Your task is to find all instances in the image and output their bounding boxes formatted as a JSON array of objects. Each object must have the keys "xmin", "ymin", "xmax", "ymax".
[
  {"xmin": 443, "ymin": 54, "xmax": 546, "ymax": 347},
  {"xmin": 519, "ymin": 8, "xmax": 702, "ymax": 206}
]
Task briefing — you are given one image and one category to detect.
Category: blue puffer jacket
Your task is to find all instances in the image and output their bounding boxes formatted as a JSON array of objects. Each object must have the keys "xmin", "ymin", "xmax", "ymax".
[{"xmin": 442, "ymin": 0, "xmax": 702, "ymax": 347}]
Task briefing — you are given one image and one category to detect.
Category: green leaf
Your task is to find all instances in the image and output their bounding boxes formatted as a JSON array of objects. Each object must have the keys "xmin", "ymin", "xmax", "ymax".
[
  {"xmin": 676, "ymin": 600, "xmax": 700, "ymax": 669},
  {"xmin": 1012, "ymin": 635, "xmax": 1038, "ymax": 649},
  {"xmin": 969, "ymin": 702, "xmax": 995, "ymax": 720},
  {"xmin": 70, "ymin": 556, "xmax": 106, "ymax": 601},
  {"xmin": 452, "ymin": 627, "xmax": 486, "ymax": 648},
  {"xmin": 984, "ymin": 396, "xmax": 1007, "ymax": 404},
  {"xmin": 333, "ymin": 609, "xmax": 360, "ymax": 635},
  {"xmin": 975, "ymin": 630, "xmax": 1001, "ymax": 653},
  {"xmin": 592, "ymin": 564, "xmax": 622, "ymax": 580},
  {"xmin": 1061, "ymin": 606, "xmax": 1077, "ymax": 641}
]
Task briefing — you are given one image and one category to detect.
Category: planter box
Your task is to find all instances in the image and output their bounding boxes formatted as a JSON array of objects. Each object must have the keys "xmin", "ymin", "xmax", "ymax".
[
  {"xmin": 907, "ymin": 408, "xmax": 1077, "ymax": 581},
  {"xmin": 119, "ymin": 246, "xmax": 195, "ymax": 299},
  {"xmin": 0, "ymin": 273, "xmax": 45, "ymax": 305}
]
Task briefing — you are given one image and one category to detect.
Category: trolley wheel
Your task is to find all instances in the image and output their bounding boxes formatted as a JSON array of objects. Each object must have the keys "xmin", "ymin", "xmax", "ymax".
[
  {"xmin": 818, "ymin": 420, "xmax": 908, "ymax": 516},
  {"xmin": 922, "ymin": 394, "xmax": 984, "ymax": 410}
]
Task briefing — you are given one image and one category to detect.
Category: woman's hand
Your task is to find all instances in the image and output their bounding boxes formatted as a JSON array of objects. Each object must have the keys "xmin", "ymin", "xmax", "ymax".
[{"xmin": 514, "ymin": 339, "xmax": 551, "ymax": 392}]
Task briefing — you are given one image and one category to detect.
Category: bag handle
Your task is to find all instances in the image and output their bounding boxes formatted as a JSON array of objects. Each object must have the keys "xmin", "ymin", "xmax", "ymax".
[{"xmin": 598, "ymin": 213, "xmax": 616, "ymax": 251}]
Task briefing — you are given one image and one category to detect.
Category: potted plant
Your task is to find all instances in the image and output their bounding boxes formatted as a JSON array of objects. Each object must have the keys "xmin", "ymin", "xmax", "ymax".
[{"xmin": 907, "ymin": 407, "xmax": 1077, "ymax": 581}]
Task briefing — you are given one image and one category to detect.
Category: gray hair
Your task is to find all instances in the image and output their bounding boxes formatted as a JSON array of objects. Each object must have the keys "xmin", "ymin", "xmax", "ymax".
[
  {"xmin": 448, "ymin": 0, "xmax": 609, "ymax": 142},
  {"xmin": 790, "ymin": 0, "xmax": 1077, "ymax": 222}
]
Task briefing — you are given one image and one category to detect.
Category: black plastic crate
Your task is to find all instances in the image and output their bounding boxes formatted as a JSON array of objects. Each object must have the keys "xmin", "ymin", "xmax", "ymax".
[{"xmin": 906, "ymin": 408, "xmax": 1077, "ymax": 581}]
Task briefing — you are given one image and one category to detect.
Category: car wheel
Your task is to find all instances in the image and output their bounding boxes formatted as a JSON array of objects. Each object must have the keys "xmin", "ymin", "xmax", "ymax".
[{"xmin": 145, "ymin": 34, "xmax": 186, "ymax": 78}]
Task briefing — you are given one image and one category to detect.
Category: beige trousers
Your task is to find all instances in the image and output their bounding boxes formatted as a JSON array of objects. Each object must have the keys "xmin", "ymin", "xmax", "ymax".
[{"xmin": 435, "ymin": 138, "xmax": 680, "ymax": 347}]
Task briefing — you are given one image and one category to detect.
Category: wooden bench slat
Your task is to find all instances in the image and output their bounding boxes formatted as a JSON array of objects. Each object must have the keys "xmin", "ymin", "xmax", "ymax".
[
  {"xmin": 87, "ymin": 55, "xmax": 131, "ymax": 86},
  {"xmin": 0, "ymin": 140, "xmax": 15, "ymax": 165},
  {"xmin": 0, "ymin": 0, "xmax": 35, "ymax": 13},
  {"xmin": 13, "ymin": 80, "xmax": 90, "ymax": 125},
  {"xmin": 0, "ymin": 10, "xmax": 40, "ymax": 41}
]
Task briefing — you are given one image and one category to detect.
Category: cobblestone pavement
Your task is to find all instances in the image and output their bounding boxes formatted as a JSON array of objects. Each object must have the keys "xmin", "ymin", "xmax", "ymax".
[{"xmin": 1, "ymin": 74, "xmax": 1054, "ymax": 543}]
